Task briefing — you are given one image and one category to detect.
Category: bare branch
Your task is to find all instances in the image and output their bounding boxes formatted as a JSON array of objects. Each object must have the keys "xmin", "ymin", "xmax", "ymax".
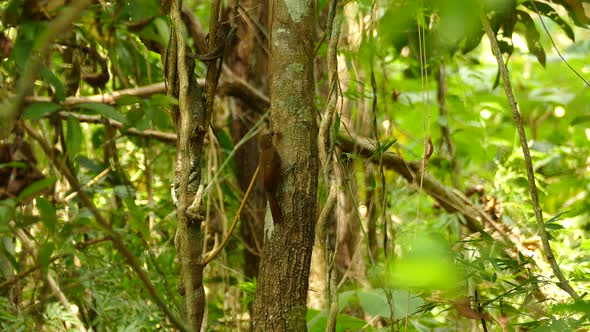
[{"xmin": 25, "ymin": 71, "xmax": 268, "ymax": 112}]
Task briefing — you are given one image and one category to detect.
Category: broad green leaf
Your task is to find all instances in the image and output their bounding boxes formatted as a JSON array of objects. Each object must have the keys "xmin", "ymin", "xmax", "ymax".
[
  {"xmin": 22, "ymin": 102, "xmax": 61, "ymax": 120},
  {"xmin": 17, "ymin": 177, "xmax": 57, "ymax": 202},
  {"xmin": 38, "ymin": 242, "xmax": 55, "ymax": 276},
  {"xmin": 545, "ymin": 222, "xmax": 565, "ymax": 230},
  {"xmin": 386, "ymin": 236, "xmax": 460, "ymax": 290},
  {"xmin": 356, "ymin": 289, "xmax": 390, "ymax": 318},
  {"xmin": 553, "ymin": 0, "xmax": 590, "ymax": 26},
  {"xmin": 146, "ymin": 107, "xmax": 172, "ymax": 130},
  {"xmin": 437, "ymin": 0, "xmax": 481, "ymax": 50},
  {"xmin": 121, "ymin": 0, "xmax": 160, "ymax": 21},
  {"xmin": 522, "ymin": 1, "xmax": 575, "ymax": 41},
  {"xmin": 127, "ymin": 108, "xmax": 148, "ymax": 130},
  {"xmin": 134, "ymin": 115, "xmax": 151, "ymax": 132},
  {"xmin": 497, "ymin": 39, "xmax": 514, "ymax": 55},
  {"xmin": 10, "ymin": 20, "xmax": 37, "ymax": 70},
  {"xmin": 570, "ymin": 115, "xmax": 590, "ymax": 126},
  {"xmin": 148, "ymin": 94, "xmax": 178, "ymax": 107},
  {"xmin": 66, "ymin": 116, "xmax": 82, "ymax": 162},
  {"xmin": 37, "ymin": 197, "xmax": 57, "ymax": 234},
  {"xmin": 338, "ymin": 289, "xmax": 423, "ymax": 321},
  {"xmin": 78, "ymin": 103, "xmax": 127, "ymax": 124},
  {"xmin": 517, "ymin": 10, "xmax": 546, "ymax": 67},
  {"xmin": 40, "ymin": 66, "xmax": 65, "ymax": 102},
  {"xmin": 0, "ymin": 199, "xmax": 16, "ymax": 233},
  {"xmin": 333, "ymin": 112, "xmax": 341, "ymax": 133},
  {"xmin": 116, "ymin": 95, "xmax": 143, "ymax": 106},
  {"xmin": 307, "ymin": 308, "xmax": 371, "ymax": 332}
]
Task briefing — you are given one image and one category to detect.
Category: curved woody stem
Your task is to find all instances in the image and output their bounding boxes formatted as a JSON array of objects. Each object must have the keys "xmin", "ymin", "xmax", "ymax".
[{"xmin": 480, "ymin": 10, "xmax": 581, "ymax": 302}]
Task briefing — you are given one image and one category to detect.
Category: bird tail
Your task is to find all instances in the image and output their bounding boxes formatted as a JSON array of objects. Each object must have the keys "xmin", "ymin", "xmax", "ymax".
[{"xmin": 267, "ymin": 195, "xmax": 282, "ymax": 224}]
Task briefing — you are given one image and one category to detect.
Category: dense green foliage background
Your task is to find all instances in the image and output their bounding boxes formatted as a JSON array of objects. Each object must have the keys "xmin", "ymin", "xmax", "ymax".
[{"xmin": 1, "ymin": 0, "xmax": 590, "ymax": 331}]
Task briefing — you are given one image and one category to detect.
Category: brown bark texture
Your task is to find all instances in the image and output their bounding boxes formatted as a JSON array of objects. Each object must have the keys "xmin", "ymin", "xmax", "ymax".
[
  {"xmin": 228, "ymin": 0, "xmax": 269, "ymax": 280},
  {"xmin": 251, "ymin": 0, "xmax": 319, "ymax": 330},
  {"xmin": 167, "ymin": 0, "xmax": 207, "ymax": 330}
]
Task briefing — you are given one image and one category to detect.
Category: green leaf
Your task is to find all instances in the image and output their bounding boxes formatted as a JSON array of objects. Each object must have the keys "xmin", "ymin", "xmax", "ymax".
[
  {"xmin": 369, "ymin": 137, "xmax": 398, "ymax": 160},
  {"xmin": 356, "ymin": 289, "xmax": 391, "ymax": 318},
  {"xmin": 10, "ymin": 20, "xmax": 37, "ymax": 70},
  {"xmin": 217, "ymin": 129, "xmax": 237, "ymax": 174},
  {"xmin": 497, "ymin": 39, "xmax": 514, "ymax": 55},
  {"xmin": 387, "ymin": 236, "xmax": 460, "ymax": 290},
  {"xmin": 0, "ymin": 161, "xmax": 27, "ymax": 169},
  {"xmin": 0, "ymin": 199, "xmax": 16, "ymax": 233},
  {"xmin": 78, "ymin": 103, "xmax": 127, "ymax": 124},
  {"xmin": 148, "ymin": 93, "xmax": 178, "ymax": 107},
  {"xmin": 22, "ymin": 102, "xmax": 61, "ymax": 120},
  {"xmin": 338, "ymin": 289, "xmax": 423, "ymax": 320},
  {"xmin": 517, "ymin": 10, "xmax": 546, "ymax": 67},
  {"xmin": 545, "ymin": 222, "xmax": 565, "ymax": 230},
  {"xmin": 333, "ymin": 112, "xmax": 341, "ymax": 133},
  {"xmin": 66, "ymin": 116, "xmax": 83, "ymax": 162},
  {"xmin": 552, "ymin": 301, "xmax": 590, "ymax": 315},
  {"xmin": 134, "ymin": 115, "xmax": 151, "ymax": 132},
  {"xmin": 146, "ymin": 107, "xmax": 172, "ymax": 130},
  {"xmin": 17, "ymin": 177, "xmax": 57, "ymax": 202},
  {"xmin": 38, "ymin": 242, "xmax": 55, "ymax": 276},
  {"xmin": 115, "ymin": 95, "xmax": 143, "ymax": 106},
  {"xmin": 307, "ymin": 308, "xmax": 371, "ymax": 332},
  {"xmin": 570, "ymin": 115, "xmax": 590, "ymax": 126},
  {"xmin": 545, "ymin": 210, "xmax": 571, "ymax": 224},
  {"xmin": 40, "ymin": 66, "xmax": 65, "ymax": 102},
  {"xmin": 37, "ymin": 197, "xmax": 57, "ymax": 234},
  {"xmin": 522, "ymin": 1, "xmax": 575, "ymax": 42},
  {"xmin": 553, "ymin": 0, "xmax": 590, "ymax": 26},
  {"xmin": 380, "ymin": 137, "xmax": 398, "ymax": 152}
]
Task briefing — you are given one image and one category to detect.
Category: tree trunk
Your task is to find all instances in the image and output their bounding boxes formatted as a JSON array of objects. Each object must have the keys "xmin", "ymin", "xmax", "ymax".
[
  {"xmin": 251, "ymin": 0, "xmax": 318, "ymax": 329},
  {"xmin": 166, "ymin": 1, "xmax": 208, "ymax": 330}
]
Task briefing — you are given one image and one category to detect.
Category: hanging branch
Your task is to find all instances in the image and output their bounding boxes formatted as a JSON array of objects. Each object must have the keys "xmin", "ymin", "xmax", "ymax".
[
  {"xmin": 22, "ymin": 123, "xmax": 189, "ymax": 331},
  {"xmin": 480, "ymin": 11, "xmax": 580, "ymax": 301}
]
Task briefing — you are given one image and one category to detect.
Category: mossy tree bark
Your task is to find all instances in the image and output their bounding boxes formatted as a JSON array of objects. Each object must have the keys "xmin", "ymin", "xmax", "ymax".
[{"xmin": 251, "ymin": 0, "xmax": 318, "ymax": 330}]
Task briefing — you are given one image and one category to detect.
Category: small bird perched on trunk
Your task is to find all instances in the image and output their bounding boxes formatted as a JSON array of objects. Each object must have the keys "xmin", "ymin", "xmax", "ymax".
[{"xmin": 259, "ymin": 133, "xmax": 281, "ymax": 223}]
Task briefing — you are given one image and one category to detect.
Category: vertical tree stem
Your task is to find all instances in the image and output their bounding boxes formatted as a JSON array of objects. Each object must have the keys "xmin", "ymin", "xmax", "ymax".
[{"xmin": 480, "ymin": 11, "xmax": 580, "ymax": 301}]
